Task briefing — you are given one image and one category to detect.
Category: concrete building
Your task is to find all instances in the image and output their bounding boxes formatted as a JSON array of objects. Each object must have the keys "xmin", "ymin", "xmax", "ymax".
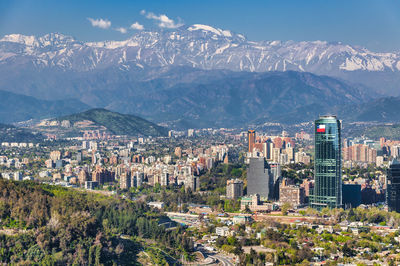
[
  {"xmin": 160, "ymin": 172, "xmax": 169, "ymax": 186},
  {"xmin": 216, "ymin": 226, "xmax": 231, "ymax": 237},
  {"xmin": 85, "ymin": 181, "xmax": 98, "ymax": 190},
  {"xmin": 279, "ymin": 179, "xmax": 305, "ymax": 207},
  {"xmin": 185, "ymin": 175, "xmax": 199, "ymax": 192},
  {"xmin": 226, "ymin": 179, "xmax": 244, "ymax": 199},
  {"xmin": 240, "ymin": 194, "xmax": 278, "ymax": 212},
  {"xmin": 120, "ymin": 172, "xmax": 131, "ymax": 190},
  {"xmin": 50, "ymin": 150, "xmax": 61, "ymax": 162}
]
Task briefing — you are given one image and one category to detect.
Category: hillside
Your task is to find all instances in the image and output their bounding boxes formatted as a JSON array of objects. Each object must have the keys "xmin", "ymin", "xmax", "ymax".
[
  {"xmin": 344, "ymin": 96, "xmax": 400, "ymax": 122},
  {"xmin": 357, "ymin": 124, "xmax": 400, "ymax": 139},
  {"xmin": 57, "ymin": 108, "xmax": 168, "ymax": 137},
  {"xmin": 0, "ymin": 123, "xmax": 42, "ymax": 143},
  {"xmin": 0, "ymin": 90, "xmax": 90, "ymax": 123},
  {"xmin": 0, "ymin": 179, "xmax": 190, "ymax": 265},
  {"xmin": 113, "ymin": 70, "xmax": 372, "ymax": 128}
]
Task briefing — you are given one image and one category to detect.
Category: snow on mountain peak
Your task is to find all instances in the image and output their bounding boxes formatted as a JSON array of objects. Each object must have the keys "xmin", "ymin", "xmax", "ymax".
[
  {"xmin": 0, "ymin": 26, "xmax": 400, "ymax": 75},
  {"xmin": 1, "ymin": 33, "xmax": 77, "ymax": 48},
  {"xmin": 0, "ymin": 34, "xmax": 38, "ymax": 46},
  {"xmin": 187, "ymin": 24, "xmax": 220, "ymax": 34},
  {"xmin": 187, "ymin": 24, "xmax": 233, "ymax": 37}
]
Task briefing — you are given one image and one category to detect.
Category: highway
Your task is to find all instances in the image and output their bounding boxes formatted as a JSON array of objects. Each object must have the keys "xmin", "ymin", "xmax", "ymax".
[
  {"xmin": 209, "ymin": 254, "xmax": 235, "ymax": 266},
  {"xmin": 197, "ymin": 245, "xmax": 236, "ymax": 266}
]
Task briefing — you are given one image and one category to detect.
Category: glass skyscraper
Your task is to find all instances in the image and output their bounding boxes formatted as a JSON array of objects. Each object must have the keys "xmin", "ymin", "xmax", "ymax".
[
  {"xmin": 310, "ymin": 116, "xmax": 342, "ymax": 209},
  {"xmin": 247, "ymin": 157, "xmax": 276, "ymax": 200},
  {"xmin": 387, "ymin": 159, "xmax": 400, "ymax": 213}
]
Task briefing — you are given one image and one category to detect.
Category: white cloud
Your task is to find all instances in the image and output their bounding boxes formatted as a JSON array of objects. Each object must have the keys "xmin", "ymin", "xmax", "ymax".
[
  {"xmin": 115, "ymin": 27, "xmax": 127, "ymax": 34},
  {"xmin": 130, "ymin": 22, "xmax": 144, "ymax": 30},
  {"xmin": 141, "ymin": 10, "xmax": 183, "ymax": 29},
  {"xmin": 88, "ymin": 18, "xmax": 111, "ymax": 29}
]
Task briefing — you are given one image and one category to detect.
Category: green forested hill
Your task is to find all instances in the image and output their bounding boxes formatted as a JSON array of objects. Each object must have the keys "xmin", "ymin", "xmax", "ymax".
[
  {"xmin": 57, "ymin": 108, "xmax": 168, "ymax": 137},
  {"xmin": 361, "ymin": 124, "xmax": 400, "ymax": 139},
  {"xmin": 0, "ymin": 180, "xmax": 192, "ymax": 265}
]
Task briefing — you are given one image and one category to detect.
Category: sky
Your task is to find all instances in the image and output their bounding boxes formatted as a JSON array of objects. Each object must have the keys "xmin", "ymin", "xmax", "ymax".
[{"xmin": 0, "ymin": 0, "xmax": 400, "ymax": 52}]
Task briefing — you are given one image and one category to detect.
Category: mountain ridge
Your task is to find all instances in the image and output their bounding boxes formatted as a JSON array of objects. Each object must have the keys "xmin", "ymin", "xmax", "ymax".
[
  {"xmin": 1, "ymin": 24, "xmax": 400, "ymax": 95},
  {"xmin": 56, "ymin": 108, "xmax": 168, "ymax": 137},
  {"xmin": 0, "ymin": 90, "xmax": 90, "ymax": 124}
]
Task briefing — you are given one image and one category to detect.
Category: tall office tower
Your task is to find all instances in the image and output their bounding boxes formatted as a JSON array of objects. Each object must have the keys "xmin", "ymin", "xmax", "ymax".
[
  {"xmin": 269, "ymin": 162, "xmax": 282, "ymax": 200},
  {"xmin": 248, "ymin": 130, "xmax": 256, "ymax": 153},
  {"xmin": 247, "ymin": 157, "xmax": 275, "ymax": 199},
  {"xmin": 310, "ymin": 116, "xmax": 342, "ymax": 209},
  {"xmin": 387, "ymin": 159, "xmax": 400, "ymax": 213}
]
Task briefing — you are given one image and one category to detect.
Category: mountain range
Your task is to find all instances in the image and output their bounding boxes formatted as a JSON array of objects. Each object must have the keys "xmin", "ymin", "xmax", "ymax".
[
  {"xmin": 1, "ymin": 24, "xmax": 400, "ymax": 128},
  {"xmin": 1, "ymin": 24, "xmax": 400, "ymax": 96},
  {"xmin": 0, "ymin": 90, "xmax": 89, "ymax": 123}
]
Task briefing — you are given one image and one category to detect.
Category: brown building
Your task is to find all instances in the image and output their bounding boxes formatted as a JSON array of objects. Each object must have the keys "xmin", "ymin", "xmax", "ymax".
[
  {"xmin": 78, "ymin": 170, "xmax": 89, "ymax": 185},
  {"xmin": 174, "ymin": 147, "xmax": 182, "ymax": 158},
  {"xmin": 50, "ymin": 150, "xmax": 61, "ymax": 162},
  {"xmin": 343, "ymin": 144, "xmax": 377, "ymax": 163},
  {"xmin": 223, "ymin": 153, "xmax": 229, "ymax": 164},
  {"xmin": 248, "ymin": 130, "xmax": 256, "ymax": 152},
  {"xmin": 92, "ymin": 165, "xmax": 114, "ymax": 184},
  {"xmin": 109, "ymin": 155, "xmax": 118, "ymax": 165},
  {"xmin": 300, "ymin": 179, "xmax": 314, "ymax": 197},
  {"xmin": 279, "ymin": 180, "xmax": 305, "ymax": 207}
]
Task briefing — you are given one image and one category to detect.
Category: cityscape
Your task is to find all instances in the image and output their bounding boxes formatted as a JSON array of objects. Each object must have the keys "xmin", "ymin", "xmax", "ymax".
[
  {"xmin": 1, "ymin": 1, "xmax": 400, "ymax": 265},
  {"xmin": 0, "ymin": 114, "xmax": 400, "ymax": 265}
]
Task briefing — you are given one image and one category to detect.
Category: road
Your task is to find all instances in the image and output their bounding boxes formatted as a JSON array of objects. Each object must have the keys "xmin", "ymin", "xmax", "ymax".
[
  {"xmin": 210, "ymin": 254, "xmax": 235, "ymax": 266},
  {"xmin": 197, "ymin": 246, "xmax": 236, "ymax": 266}
]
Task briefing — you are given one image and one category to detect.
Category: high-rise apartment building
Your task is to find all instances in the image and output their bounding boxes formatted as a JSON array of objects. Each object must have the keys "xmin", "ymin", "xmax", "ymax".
[
  {"xmin": 248, "ymin": 130, "xmax": 256, "ymax": 153},
  {"xmin": 387, "ymin": 159, "xmax": 400, "ymax": 213},
  {"xmin": 310, "ymin": 116, "xmax": 342, "ymax": 209},
  {"xmin": 120, "ymin": 172, "xmax": 131, "ymax": 190},
  {"xmin": 185, "ymin": 175, "xmax": 199, "ymax": 192},
  {"xmin": 226, "ymin": 179, "xmax": 244, "ymax": 199}
]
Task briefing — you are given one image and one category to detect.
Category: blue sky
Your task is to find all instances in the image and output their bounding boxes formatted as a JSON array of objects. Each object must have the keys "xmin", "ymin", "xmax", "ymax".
[{"xmin": 0, "ymin": 0, "xmax": 399, "ymax": 51}]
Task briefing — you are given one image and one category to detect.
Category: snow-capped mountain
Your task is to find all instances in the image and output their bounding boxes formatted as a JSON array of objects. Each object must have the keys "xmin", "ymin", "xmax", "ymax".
[
  {"xmin": 1, "ymin": 24, "xmax": 399, "ymax": 74},
  {"xmin": 1, "ymin": 23, "xmax": 400, "ymax": 127}
]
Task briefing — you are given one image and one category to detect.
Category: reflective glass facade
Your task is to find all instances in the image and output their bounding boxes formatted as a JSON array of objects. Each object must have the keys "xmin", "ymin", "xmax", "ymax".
[
  {"xmin": 310, "ymin": 116, "xmax": 342, "ymax": 209},
  {"xmin": 387, "ymin": 159, "xmax": 400, "ymax": 213}
]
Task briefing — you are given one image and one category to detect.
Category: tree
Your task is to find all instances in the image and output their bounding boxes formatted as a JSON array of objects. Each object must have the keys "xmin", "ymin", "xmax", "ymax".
[
  {"xmin": 281, "ymin": 203, "xmax": 292, "ymax": 216},
  {"xmin": 342, "ymin": 243, "xmax": 355, "ymax": 257},
  {"xmin": 95, "ymin": 244, "xmax": 102, "ymax": 266}
]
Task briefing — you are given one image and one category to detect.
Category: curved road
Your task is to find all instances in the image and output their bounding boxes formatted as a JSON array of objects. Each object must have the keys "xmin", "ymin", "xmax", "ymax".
[{"xmin": 210, "ymin": 254, "xmax": 235, "ymax": 266}]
